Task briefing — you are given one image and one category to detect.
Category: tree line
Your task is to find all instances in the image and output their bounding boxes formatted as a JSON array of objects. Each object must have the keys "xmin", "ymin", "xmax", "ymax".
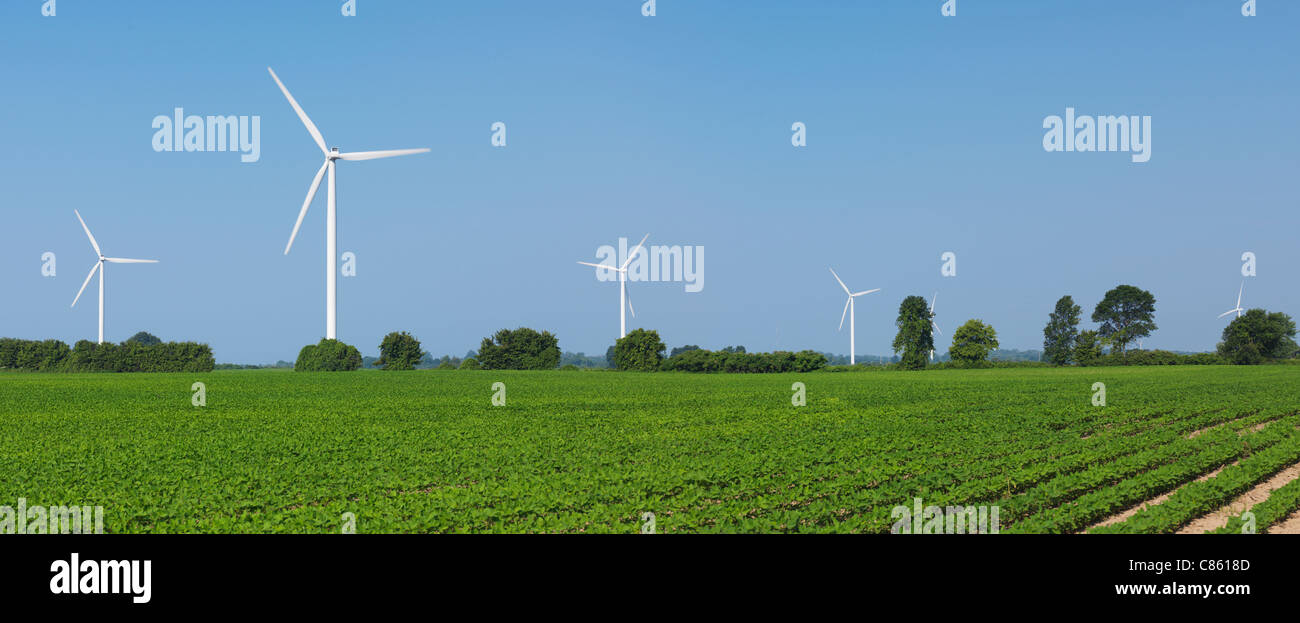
[
  {"xmin": 289, "ymin": 284, "xmax": 1298, "ymax": 373},
  {"xmin": 1042, "ymin": 285, "xmax": 1297, "ymax": 366},
  {"xmin": 0, "ymin": 332, "xmax": 214, "ymax": 372}
]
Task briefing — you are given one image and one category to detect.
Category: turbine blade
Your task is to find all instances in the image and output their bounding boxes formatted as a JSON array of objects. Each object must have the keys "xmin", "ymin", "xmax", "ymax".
[
  {"xmin": 931, "ymin": 292, "xmax": 938, "ymax": 312},
  {"xmin": 71, "ymin": 262, "xmax": 100, "ymax": 308},
  {"xmin": 838, "ymin": 297, "xmax": 850, "ymax": 331},
  {"xmin": 931, "ymin": 320, "xmax": 942, "ymax": 336},
  {"xmin": 851, "ymin": 288, "xmax": 880, "ymax": 297},
  {"xmin": 829, "ymin": 267, "xmax": 850, "ymax": 295},
  {"xmin": 1237, "ymin": 281, "xmax": 1243, "ymax": 308},
  {"xmin": 577, "ymin": 261, "xmax": 623, "ymax": 272},
  {"xmin": 285, "ymin": 160, "xmax": 329, "ymax": 254},
  {"xmin": 621, "ymin": 233, "xmax": 650, "ymax": 270},
  {"xmin": 337, "ymin": 148, "xmax": 430, "ymax": 161},
  {"xmin": 104, "ymin": 258, "xmax": 158, "ymax": 264},
  {"xmin": 1218, "ymin": 310, "xmax": 1235, "ymax": 319},
  {"xmin": 626, "ymin": 289, "xmax": 636, "ymax": 318},
  {"xmin": 267, "ymin": 67, "xmax": 329, "ymax": 155},
  {"xmin": 74, "ymin": 210, "xmax": 102, "ymax": 256}
]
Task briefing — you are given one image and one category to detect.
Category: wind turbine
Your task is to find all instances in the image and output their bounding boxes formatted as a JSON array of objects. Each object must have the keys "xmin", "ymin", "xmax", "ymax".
[
  {"xmin": 929, "ymin": 292, "xmax": 942, "ymax": 361},
  {"xmin": 268, "ymin": 67, "xmax": 430, "ymax": 340},
  {"xmin": 1218, "ymin": 281, "xmax": 1245, "ymax": 320},
  {"xmin": 69, "ymin": 210, "xmax": 159, "ymax": 344},
  {"xmin": 829, "ymin": 268, "xmax": 880, "ymax": 365},
  {"xmin": 577, "ymin": 234, "xmax": 649, "ymax": 340}
]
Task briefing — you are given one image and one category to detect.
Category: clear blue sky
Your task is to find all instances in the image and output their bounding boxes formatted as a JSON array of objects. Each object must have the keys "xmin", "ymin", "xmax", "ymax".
[{"xmin": 1, "ymin": 1, "xmax": 1296, "ymax": 363}]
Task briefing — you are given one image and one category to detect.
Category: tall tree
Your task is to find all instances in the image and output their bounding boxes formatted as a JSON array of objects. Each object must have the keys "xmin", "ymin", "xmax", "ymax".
[
  {"xmin": 1091, "ymin": 285, "xmax": 1157, "ymax": 355},
  {"xmin": 892, "ymin": 296, "xmax": 934, "ymax": 370},
  {"xmin": 1042, "ymin": 296, "xmax": 1082, "ymax": 365},
  {"xmin": 949, "ymin": 319, "xmax": 1000, "ymax": 365},
  {"xmin": 1217, "ymin": 309, "xmax": 1298, "ymax": 365}
]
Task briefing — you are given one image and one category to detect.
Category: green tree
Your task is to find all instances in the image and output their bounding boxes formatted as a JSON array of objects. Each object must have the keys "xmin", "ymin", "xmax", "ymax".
[
  {"xmin": 294, "ymin": 338, "xmax": 362, "ymax": 372},
  {"xmin": 949, "ymin": 319, "xmax": 999, "ymax": 365},
  {"xmin": 1217, "ymin": 309, "xmax": 1298, "ymax": 365},
  {"xmin": 476, "ymin": 327, "xmax": 561, "ymax": 370},
  {"xmin": 459, "ymin": 357, "xmax": 480, "ymax": 370},
  {"xmin": 1042, "ymin": 295, "xmax": 1082, "ymax": 365},
  {"xmin": 1074, "ymin": 330, "xmax": 1103, "ymax": 366},
  {"xmin": 1092, "ymin": 285, "xmax": 1157, "ymax": 356},
  {"xmin": 792, "ymin": 350, "xmax": 829, "ymax": 372},
  {"xmin": 670, "ymin": 345, "xmax": 702, "ymax": 358},
  {"xmin": 125, "ymin": 331, "xmax": 162, "ymax": 346},
  {"xmin": 376, "ymin": 331, "xmax": 424, "ymax": 370},
  {"xmin": 891, "ymin": 296, "xmax": 934, "ymax": 370},
  {"xmin": 614, "ymin": 328, "xmax": 666, "ymax": 371}
]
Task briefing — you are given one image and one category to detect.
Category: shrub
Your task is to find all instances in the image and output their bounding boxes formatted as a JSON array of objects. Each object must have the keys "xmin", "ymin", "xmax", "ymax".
[
  {"xmin": 949, "ymin": 319, "xmax": 1000, "ymax": 365},
  {"xmin": 1074, "ymin": 330, "xmax": 1104, "ymax": 367},
  {"xmin": 294, "ymin": 339, "xmax": 362, "ymax": 372},
  {"xmin": 659, "ymin": 348, "xmax": 827, "ymax": 373},
  {"xmin": 459, "ymin": 357, "xmax": 480, "ymax": 370},
  {"xmin": 376, "ymin": 331, "xmax": 424, "ymax": 371},
  {"xmin": 614, "ymin": 329, "xmax": 666, "ymax": 371},
  {"xmin": 477, "ymin": 328, "xmax": 561, "ymax": 370},
  {"xmin": 1217, "ymin": 309, "xmax": 1298, "ymax": 364},
  {"xmin": 0, "ymin": 338, "xmax": 72, "ymax": 371}
]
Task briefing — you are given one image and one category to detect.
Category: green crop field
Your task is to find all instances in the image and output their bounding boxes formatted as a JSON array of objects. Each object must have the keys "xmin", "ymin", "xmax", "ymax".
[{"xmin": 2, "ymin": 366, "xmax": 1299, "ymax": 534}]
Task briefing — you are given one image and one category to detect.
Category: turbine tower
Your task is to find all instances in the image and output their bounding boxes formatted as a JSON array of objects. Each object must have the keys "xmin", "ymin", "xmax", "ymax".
[
  {"xmin": 1218, "ymin": 281, "xmax": 1245, "ymax": 320},
  {"xmin": 829, "ymin": 268, "xmax": 880, "ymax": 365},
  {"xmin": 269, "ymin": 67, "xmax": 430, "ymax": 340},
  {"xmin": 70, "ymin": 210, "xmax": 159, "ymax": 344},
  {"xmin": 577, "ymin": 233, "xmax": 649, "ymax": 340},
  {"xmin": 929, "ymin": 292, "xmax": 942, "ymax": 361}
]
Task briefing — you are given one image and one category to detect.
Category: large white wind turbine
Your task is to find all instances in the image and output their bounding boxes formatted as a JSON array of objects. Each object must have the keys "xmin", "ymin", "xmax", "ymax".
[
  {"xmin": 269, "ymin": 67, "xmax": 430, "ymax": 340},
  {"xmin": 829, "ymin": 268, "xmax": 880, "ymax": 366},
  {"xmin": 1218, "ymin": 281, "xmax": 1246, "ymax": 320},
  {"xmin": 577, "ymin": 234, "xmax": 649, "ymax": 340},
  {"xmin": 929, "ymin": 292, "xmax": 942, "ymax": 361},
  {"xmin": 69, "ymin": 210, "xmax": 159, "ymax": 344}
]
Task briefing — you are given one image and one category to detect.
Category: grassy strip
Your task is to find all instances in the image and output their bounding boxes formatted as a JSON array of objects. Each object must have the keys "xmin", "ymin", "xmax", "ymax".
[
  {"xmin": 1211, "ymin": 476, "xmax": 1300, "ymax": 534},
  {"xmin": 1090, "ymin": 429, "xmax": 1300, "ymax": 533}
]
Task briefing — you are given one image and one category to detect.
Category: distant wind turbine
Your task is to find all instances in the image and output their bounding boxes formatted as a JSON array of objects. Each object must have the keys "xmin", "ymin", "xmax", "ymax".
[
  {"xmin": 929, "ymin": 292, "xmax": 942, "ymax": 361},
  {"xmin": 1218, "ymin": 281, "xmax": 1245, "ymax": 320},
  {"xmin": 830, "ymin": 268, "xmax": 880, "ymax": 366},
  {"xmin": 70, "ymin": 210, "xmax": 159, "ymax": 344},
  {"xmin": 577, "ymin": 233, "xmax": 649, "ymax": 340},
  {"xmin": 268, "ymin": 67, "xmax": 430, "ymax": 340}
]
